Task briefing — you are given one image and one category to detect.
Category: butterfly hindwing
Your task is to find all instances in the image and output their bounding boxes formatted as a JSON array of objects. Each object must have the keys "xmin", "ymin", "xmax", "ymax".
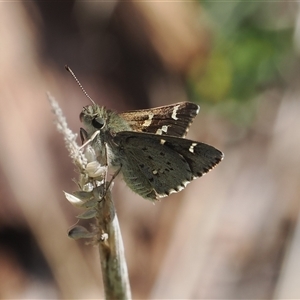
[{"xmin": 112, "ymin": 131, "xmax": 223, "ymax": 200}]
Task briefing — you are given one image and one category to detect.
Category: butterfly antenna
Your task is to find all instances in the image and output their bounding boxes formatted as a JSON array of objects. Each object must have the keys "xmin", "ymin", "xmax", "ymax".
[{"xmin": 65, "ymin": 65, "xmax": 96, "ymax": 105}]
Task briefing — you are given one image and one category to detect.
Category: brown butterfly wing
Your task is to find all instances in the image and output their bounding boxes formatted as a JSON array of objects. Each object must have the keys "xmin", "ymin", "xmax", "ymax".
[{"xmin": 120, "ymin": 102, "xmax": 199, "ymax": 137}]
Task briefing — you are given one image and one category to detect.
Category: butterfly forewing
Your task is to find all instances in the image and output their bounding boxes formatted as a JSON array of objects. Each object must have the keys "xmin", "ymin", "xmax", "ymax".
[
  {"xmin": 120, "ymin": 102, "xmax": 199, "ymax": 137},
  {"xmin": 112, "ymin": 131, "xmax": 223, "ymax": 200}
]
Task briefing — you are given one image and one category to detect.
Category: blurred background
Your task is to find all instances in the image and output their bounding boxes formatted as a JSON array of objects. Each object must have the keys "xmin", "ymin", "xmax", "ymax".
[{"xmin": 0, "ymin": 1, "xmax": 299, "ymax": 299}]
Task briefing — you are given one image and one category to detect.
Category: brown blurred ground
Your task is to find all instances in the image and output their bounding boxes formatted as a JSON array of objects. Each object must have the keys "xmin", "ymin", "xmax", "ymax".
[{"xmin": 0, "ymin": 1, "xmax": 299, "ymax": 299}]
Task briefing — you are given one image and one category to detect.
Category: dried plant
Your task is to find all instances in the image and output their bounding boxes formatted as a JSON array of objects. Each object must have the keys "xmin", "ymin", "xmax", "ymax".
[{"xmin": 48, "ymin": 92, "xmax": 131, "ymax": 299}]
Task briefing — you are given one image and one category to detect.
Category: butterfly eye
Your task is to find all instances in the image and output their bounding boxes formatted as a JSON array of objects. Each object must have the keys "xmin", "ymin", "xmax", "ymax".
[{"xmin": 92, "ymin": 117, "xmax": 105, "ymax": 129}]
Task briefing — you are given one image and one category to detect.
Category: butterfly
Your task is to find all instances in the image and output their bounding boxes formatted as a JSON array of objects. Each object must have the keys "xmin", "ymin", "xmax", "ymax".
[{"xmin": 79, "ymin": 101, "xmax": 224, "ymax": 201}]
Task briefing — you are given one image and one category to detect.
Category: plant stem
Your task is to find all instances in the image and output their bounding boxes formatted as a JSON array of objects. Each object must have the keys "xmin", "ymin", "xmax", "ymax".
[{"xmin": 97, "ymin": 189, "xmax": 132, "ymax": 300}]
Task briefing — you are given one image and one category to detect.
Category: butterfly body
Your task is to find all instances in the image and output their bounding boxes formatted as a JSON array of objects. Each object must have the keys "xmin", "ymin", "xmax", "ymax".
[{"xmin": 80, "ymin": 102, "xmax": 223, "ymax": 201}]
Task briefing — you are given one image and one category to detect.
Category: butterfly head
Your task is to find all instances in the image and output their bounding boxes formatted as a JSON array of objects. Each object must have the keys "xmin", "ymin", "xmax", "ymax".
[
  {"xmin": 79, "ymin": 104, "xmax": 133, "ymax": 167},
  {"xmin": 80, "ymin": 104, "xmax": 132, "ymax": 139},
  {"xmin": 80, "ymin": 105, "xmax": 108, "ymax": 135}
]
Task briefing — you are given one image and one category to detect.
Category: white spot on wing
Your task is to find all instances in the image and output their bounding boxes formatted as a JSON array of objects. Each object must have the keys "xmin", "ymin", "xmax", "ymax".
[
  {"xmin": 157, "ymin": 193, "xmax": 168, "ymax": 198},
  {"xmin": 189, "ymin": 142, "xmax": 197, "ymax": 153},
  {"xmin": 171, "ymin": 105, "xmax": 180, "ymax": 120},
  {"xmin": 182, "ymin": 180, "xmax": 190, "ymax": 187},
  {"xmin": 162, "ymin": 125, "xmax": 168, "ymax": 132},
  {"xmin": 156, "ymin": 125, "xmax": 169, "ymax": 135},
  {"xmin": 143, "ymin": 113, "xmax": 154, "ymax": 127},
  {"xmin": 168, "ymin": 189, "xmax": 177, "ymax": 195},
  {"xmin": 176, "ymin": 185, "xmax": 184, "ymax": 192}
]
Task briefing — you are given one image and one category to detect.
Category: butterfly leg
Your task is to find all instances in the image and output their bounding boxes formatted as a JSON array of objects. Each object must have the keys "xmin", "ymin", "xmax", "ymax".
[
  {"xmin": 105, "ymin": 166, "xmax": 122, "ymax": 192},
  {"xmin": 80, "ymin": 128, "xmax": 88, "ymax": 144},
  {"xmin": 79, "ymin": 130, "xmax": 100, "ymax": 150}
]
